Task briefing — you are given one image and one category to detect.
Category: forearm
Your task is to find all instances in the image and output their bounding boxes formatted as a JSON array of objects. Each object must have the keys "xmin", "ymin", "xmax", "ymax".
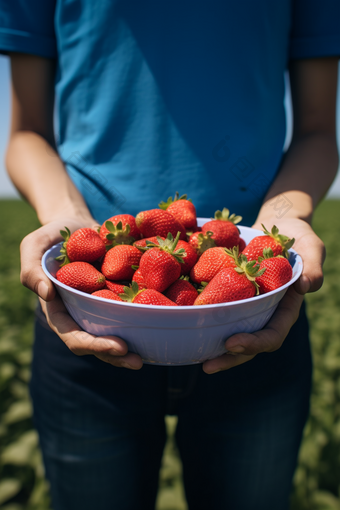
[
  {"xmin": 6, "ymin": 131, "xmax": 94, "ymax": 225},
  {"xmin": 256, "ymin": 132, "xmax": 339, "ymax": 225}
]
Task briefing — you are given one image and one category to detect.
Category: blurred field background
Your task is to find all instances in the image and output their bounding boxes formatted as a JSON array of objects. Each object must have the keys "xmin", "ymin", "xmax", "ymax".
[{"xmin": 0, "ymin": 198, "xmax": 340, "ymax": 510}]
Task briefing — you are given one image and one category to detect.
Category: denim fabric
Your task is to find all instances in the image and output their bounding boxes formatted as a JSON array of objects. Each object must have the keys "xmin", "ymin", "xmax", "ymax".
[{"xmin": 30, "ymin": 302, "xmax": 311, "ymax": 510}]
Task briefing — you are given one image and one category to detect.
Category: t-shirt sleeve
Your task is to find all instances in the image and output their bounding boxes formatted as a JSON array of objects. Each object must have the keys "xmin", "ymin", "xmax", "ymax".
[
  {"xmin": 290, "ymin": 0, "xmax": 340, "ymax": 59},
  {"xmin": 0, "ymin": 0, "xmax": 56, "ymax": 58}
]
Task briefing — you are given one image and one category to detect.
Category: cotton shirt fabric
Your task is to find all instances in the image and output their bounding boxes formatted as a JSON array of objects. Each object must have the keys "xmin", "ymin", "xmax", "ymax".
[{"xmin": 1, "ymin": 0, "xmax": 340, "ymax": 225}]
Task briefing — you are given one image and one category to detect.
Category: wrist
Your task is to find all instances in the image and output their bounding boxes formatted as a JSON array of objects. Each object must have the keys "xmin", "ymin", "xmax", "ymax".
[
  {"xmin": 255, "ymin": 191, "xmax": 313, "ymax": 226},
  {"xmin": 38, "ymin": 202, "xmax": 96, "ymax": 227}
]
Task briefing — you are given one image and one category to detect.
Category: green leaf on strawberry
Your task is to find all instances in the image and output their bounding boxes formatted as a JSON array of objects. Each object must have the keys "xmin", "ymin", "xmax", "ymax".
[
  {"xmin": 158, "ymin": 191, "xmax": 192, "ymax": 210},
  {"xmin": 55, "ymin": 226, "xmax": 71, "ymax": 266},
  {"xmin": 144, "ymin": 231, "xmax": 187, "ymax": 264},
  {"xmin": 261, "ymin": 224, "xmax": 295, "ymax": 258},
  {"xmin": 104, "ymin": 220, "xmax": 135, "ymax": 248},
  {"xmin": 225, "ymin": 246, "xmax": 266, "ymax": 295},
  {"xmin": 213, "ymin": 208, "xmax": 242, "ymax": 225},
  {"xmin": 119, "ymin": 281, "xmax": 141, "ymax": 302}
]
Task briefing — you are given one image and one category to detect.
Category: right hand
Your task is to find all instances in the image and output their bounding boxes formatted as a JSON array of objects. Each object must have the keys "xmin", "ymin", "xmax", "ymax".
[{"xmin": 20, "ymin": 218, "xmax": 143, "ymax": 370}]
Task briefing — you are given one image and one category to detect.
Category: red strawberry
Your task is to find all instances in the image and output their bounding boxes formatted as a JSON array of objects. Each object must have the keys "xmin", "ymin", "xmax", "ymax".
[
  {"xmin": 242, "ymin": 224, "xmax": 294, "ymax": 261},
  {"xmin": 105, "ymin": 281, "xmax": 126, "ymax": 293},
  {"xmin": 132, "ymin": 268, "xmax": 147, "ymax": 289},
  {"xmin": 133, "ymin": 236, "xmax": 164, "ymax": 250},
  {"xmin": 256, "ymin": 248, "xmax": 293, "ymax": 294},
  {"xmin": 135, "ymin": 209, "xmax": 186, "ymax": 240},
  {"xmin": 201, "ymin": 208, "xmax": 242, "ymax": 248},
  {"xmin": 56, "ymin": 262, "xmax": 106, "ymax": 293},
  {"xmin": 56, "ymin": 227, "xmax": 106, "ymax": 266},
  {"xmin": 99, "ymin": 214, "xmax": 140, "ymax": 247},
  {"xmin": 194, "ymin": 248, "xmax": 265, "ymax": 305},
  {"xmin": 139, "ymin": 232, "xmax": 186, "ymax": 292},
  {"xmin": 120, "ymin": 282, "xmax": 177, "ymax": 306},
  {"xmin": 176, "ymin": 240, "xmax": 198, "ymax": 275},
  {"xmin": 101, "ymin": 245, "xmax": 142, "ymax": 281},
  {"xmin": 188, "ymin": 230, "xmax": 216, "ymax": 256},
  {"xmin": 159, "ymin": 192, "xmax": 197, "ymax": 230},
  {"xmin": 164, "ymin": 278, "xmax": 198, "ymax": 306},
  {"xmin": 92, "ymin": 289, "xmax": 123, "ymax": 301},
  {"xmin": 238, "ymin": 237, "xmax": 246, "ymax": 252},
  {"xmin": 190, "ymin": 247, "xmax": 236, "ymax": 284}
]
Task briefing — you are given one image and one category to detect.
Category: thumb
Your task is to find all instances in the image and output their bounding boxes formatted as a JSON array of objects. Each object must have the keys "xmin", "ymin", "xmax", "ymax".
[
  {"xmin": 294, "ymin": 235, "xmax": 325, "ymax": 294},
  {"xmin": 20, "ymin": 232, "xmax": 56, "ymax": 301}
]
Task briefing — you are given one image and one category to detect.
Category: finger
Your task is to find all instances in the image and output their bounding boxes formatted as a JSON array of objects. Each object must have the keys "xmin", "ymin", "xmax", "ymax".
[
  {"xmin": 21, "ymin": 230, "xmax": 57, "ymax": 301},
  {"xmin": 224, "ymin": 287, "xmax": 304, "ymax": 356},
  {"xmin": 21, "ymin": 220, "xmax": 99, "ymax": 302},
  {"xmin": 40, "ymin": 296, "xmax": 143, "ymax": 369},
  {"xmin": 203, "ymin": 352, "xmax": 256, "ymax": 374},
  {"xmin": 203, "ymin": 288, "xmax": 303, "ymax": 374},
  {"xmin": 294, "ymin": 232, "xmax": 325, "ymax": 294}
]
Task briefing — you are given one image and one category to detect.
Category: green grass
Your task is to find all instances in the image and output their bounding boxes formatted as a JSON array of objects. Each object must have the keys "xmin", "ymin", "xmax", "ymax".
[{"xmin": 0, "ymin": 199, "xmax": 340, "ymax": 509}]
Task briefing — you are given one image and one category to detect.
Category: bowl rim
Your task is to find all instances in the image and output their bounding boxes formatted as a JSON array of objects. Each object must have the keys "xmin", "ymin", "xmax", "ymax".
[{"xmin": 42, "ymin": 224, "xmax": 303, "ymax": 312}]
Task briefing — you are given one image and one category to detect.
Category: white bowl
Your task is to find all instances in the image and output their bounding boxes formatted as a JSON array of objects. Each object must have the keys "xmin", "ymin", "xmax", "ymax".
[{"xmin": 42, "ymin": 220, "xmax": 303, "ymax": 365}]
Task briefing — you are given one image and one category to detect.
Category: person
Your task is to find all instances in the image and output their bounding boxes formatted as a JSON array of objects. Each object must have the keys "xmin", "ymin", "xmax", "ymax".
[{"xmin": 0, "ymin": 1, "xmax": 339, "ymax": 509}]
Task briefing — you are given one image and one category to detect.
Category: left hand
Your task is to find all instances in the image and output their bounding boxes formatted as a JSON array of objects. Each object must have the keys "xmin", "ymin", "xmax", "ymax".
[{"xmin": 202, "ymin": 217, "xmax": 325, "ymax": 374}]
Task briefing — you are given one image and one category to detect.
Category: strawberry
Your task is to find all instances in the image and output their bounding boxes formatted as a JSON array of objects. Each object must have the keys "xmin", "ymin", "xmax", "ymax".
[
  {"xmin": 194, "ymin": 248, "xmax": 265, "ymax": 305},
  {"xmin": 256, "ymin": 248, "xmax": 293, "ymax": 294},
  {"xmin": 92, "ymin": 289, "xmax": 123, "ymax": 301},
  {"xmin": 120, "ymin": 282, "xmax": 177, "ymax": 306},
  {"xmin": 56, "ymin": 227, "xmax": 106, "ymax": 266},
  {"xmin": 132, "ymin": 268, "xmax": 147, "ymax": 289},
  {"xmin": 159, "ymin": 192, "xmax": 197, "ymax": 230},
  {"xmin": 139, "ymin": 232, "xmax": 186, "ymax": 292},
  {"xmin": 238, "ymin": 237, "xmax": 246, "ymax": 252},
  {"xmin": 242, "ymin": 224, "xmax": 294, "ymax": 261},
  {"xmin": 176, "ymin": 240, "xmax": 198, "ymax": 275},
  {"xmin": 56, "ymin": 261, "xmax": 106, "ymax": 293},
  {"xmin": 135, "ymin": 209, "xmax": 187, "ymax": 240},
  {"xmin": 99, "ymin": 214, "xmax": 140, "ymax": 247},
  {"xmin": 201, "ymin": 208, "xmax": 242, "ymax": 248},
  {"xmin": 163, "ymin": 278, "xmax": 198, "ymax": 306},
  {"xmin": 105, "ymin": 281, "xmax": 126, "ymax": 293},
  {"xmin": 189, "ymin": 247, "xmax": 236, "ymax": 284},
  {"xmin": 188, "ymin": 230, "xmax": 216, "ymax": 256},
  {"xmin": 101, "ymin": 245, "xmax": 142, "ymax": 281},
  {"xmin": 133, "ymin": 237, "xmax": 196, "ymax": 277},
  {"xmin": 133, "ymin": 236, "xmax": 164, "ymax": 250}
]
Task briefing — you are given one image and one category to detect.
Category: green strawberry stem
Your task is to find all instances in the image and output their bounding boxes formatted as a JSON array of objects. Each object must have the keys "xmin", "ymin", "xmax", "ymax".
[
  {"xmin": 105, "ymin": 220, "xmax": 135, "ymax": 247},
  {"xmin": 196, "ymin": 231, "xmax": 216, "ymax": 253},
  {"xmin": 258, "ymin": 247, "xmax": 285, "ymax": 262},
  {"xmin": 55, "ymin": 226, "xmax": 71, "ymax": 266},
  {"xmin": 119, "ymin": 281, "xmax": 144, "ymax": 302},
  {"xmin": 225, "ymin": 246, "xmax": 266, "ymax": 295},
  {"xmin": 213, "ymin": 208, "xmax": 242, "ymax": 225},
  {"xmin": 261, "ymin": 224, "xmax": 295, "ymax": 258},
  {"xmin": 197, "ymin": 281, "xmax": 209, "ymax": 293},
  {"xmin": 144, "ymin": 232, "xmax": 186, "ymax": 264},
  {"xmin": 159, "ymin": 191, "xmax": 191, "ymax": 210}
]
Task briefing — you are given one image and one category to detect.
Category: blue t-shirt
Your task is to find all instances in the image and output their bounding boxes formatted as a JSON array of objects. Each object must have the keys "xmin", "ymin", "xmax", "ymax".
[{"xmin": 0, "ymin": 0, "xmax": 340, "ymax": 225}]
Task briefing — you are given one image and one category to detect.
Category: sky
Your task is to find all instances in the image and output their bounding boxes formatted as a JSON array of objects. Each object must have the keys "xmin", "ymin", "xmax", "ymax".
[{"xmin": 1, "ymin": 55, "xmax": 340, "ymax": 198}]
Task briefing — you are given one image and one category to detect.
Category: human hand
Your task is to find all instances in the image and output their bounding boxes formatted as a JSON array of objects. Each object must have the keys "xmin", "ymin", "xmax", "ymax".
[
  {"xmin": 202, "ymin": 217, "xmax": 325, "ymax": 374},
  {"xmin": 21, "ymin": 218, "xmax": 143, "ymax": 370}
]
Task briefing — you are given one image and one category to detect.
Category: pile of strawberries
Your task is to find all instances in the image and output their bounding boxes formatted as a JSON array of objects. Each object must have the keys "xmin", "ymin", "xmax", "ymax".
[{"xmin": 55, "ymin": 193, "xmax": 295, "ymax": 307}]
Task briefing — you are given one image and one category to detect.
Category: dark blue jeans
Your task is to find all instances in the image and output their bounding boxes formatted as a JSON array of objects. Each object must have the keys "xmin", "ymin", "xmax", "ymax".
[{"xmin": 30, "ymin": 302, "xmax": 312, "ymax": 510}]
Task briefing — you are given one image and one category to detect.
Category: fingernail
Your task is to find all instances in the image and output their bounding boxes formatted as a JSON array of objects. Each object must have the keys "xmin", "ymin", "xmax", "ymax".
[
  {"xmin": 300, "ymin": 275, "xmax": 311, "ymax": 293},
  {"xmin": 208, "ymin": 369, "xmax": 221, "ymax": 374},
  {"xmin": 38, "ymin": 281, "xmax": 49, "ymax": 300},
  {"xmin": 227, "ymin": 345, "xmax": 245, "ymax": 354},
  {"xmin": 120, "ymin": 361, "xmax": 135, "ymax": 370}
]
